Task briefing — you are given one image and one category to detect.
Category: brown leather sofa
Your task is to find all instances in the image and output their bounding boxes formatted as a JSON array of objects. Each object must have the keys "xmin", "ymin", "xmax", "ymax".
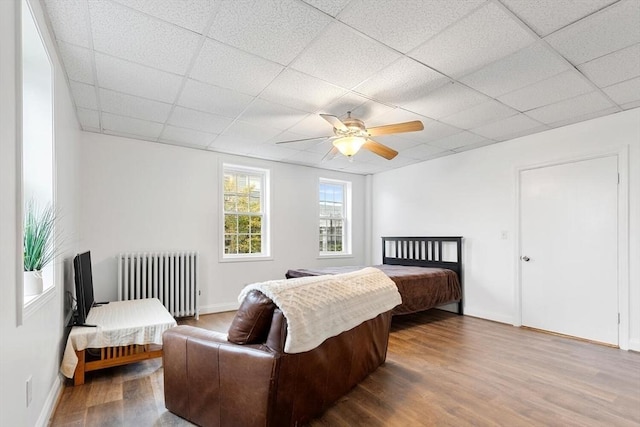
[{"xmin": 163, "ymin": 290, "xmax": 393, "ymax": 426}]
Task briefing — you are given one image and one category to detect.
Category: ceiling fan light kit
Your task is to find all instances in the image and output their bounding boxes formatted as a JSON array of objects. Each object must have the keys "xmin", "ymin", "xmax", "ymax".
[
  {"xmin": 333, "ymin": 136, "xmax": 366, "ymax": 157},
  {"xmin": 276, "ymin": 111, "xmax": 424, "ymax": 161}
]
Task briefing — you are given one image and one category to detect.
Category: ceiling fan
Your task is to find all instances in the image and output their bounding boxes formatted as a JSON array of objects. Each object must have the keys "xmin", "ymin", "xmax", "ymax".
[{"xmin": 276, "ymin": 112, "xmax": 424, "ymax": 161}]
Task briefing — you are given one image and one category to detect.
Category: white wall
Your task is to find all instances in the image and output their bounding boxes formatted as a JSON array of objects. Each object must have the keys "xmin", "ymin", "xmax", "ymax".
[
  {"xmin": 0, "ymin": 1, "xmax": 82, "ymax": 426},
  {"xmin": 79, "ymin": 132, "xmax": 367, "ymax": 312},
  {"xmin": 371, "ymin": 108, "xmax": 640, "ymax": 350}
]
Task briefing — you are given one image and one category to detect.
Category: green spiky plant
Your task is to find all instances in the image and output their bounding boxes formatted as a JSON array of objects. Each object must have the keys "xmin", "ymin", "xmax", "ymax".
[{"xmin": 23, "ymin": 201, "xmax": 57, "ymax": 272}]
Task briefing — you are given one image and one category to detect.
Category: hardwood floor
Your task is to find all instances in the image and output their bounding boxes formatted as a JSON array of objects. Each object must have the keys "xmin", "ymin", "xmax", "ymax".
[{"xmin": 50, "ymin": 310, "xmax": 640, "ymax": 426}]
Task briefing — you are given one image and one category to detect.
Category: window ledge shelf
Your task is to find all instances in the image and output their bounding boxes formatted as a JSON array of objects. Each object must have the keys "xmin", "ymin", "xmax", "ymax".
[
  {"xmin": 317, "ymin": 254, "xmax": 354, "ymax": 260},
  {"xmin": 219, "ymin": 256, "xmax": 274, "ymax": 263},
  {"xmin": 24, "ymin": 285, "xmax": 57, "ymax": 320}
]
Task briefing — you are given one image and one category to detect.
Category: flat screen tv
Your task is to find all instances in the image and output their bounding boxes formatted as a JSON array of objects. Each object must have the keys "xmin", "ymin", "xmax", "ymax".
[{"xmin": 73, "ymin": 251, "xmax": 96, "ymax": 326}]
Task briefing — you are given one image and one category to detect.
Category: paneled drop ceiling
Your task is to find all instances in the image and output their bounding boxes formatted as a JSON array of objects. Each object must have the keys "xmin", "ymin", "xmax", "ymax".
[{"xmin": 43, "ymin": 0, "xmax": 640, "ymax": 174}]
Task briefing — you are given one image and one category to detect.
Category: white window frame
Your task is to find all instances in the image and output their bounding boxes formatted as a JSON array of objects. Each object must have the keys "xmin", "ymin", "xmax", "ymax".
[
  {"xmin": 318, "ymin": 178, "xmax": 352, "ymax": 257},
  {"xmin": 221, "ymin": 163, "xmax": 271, "ymax": 261}
]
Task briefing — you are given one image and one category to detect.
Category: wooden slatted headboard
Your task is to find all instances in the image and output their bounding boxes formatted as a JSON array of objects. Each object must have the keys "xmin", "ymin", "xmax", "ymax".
[{"xmin": 382, "ymin": 236, "xmax": 463, "ymax": 314}]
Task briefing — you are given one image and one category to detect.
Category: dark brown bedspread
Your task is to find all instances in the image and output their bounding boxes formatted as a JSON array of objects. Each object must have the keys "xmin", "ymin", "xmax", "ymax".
[{"xmin": 285, "ymin": 265, "xmax": 461, "ymax": 315}]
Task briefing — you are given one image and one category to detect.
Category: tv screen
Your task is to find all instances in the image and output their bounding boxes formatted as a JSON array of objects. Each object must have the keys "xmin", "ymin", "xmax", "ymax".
[{"xmin": 73, "ymin": 251, "xmax": 95, "ymax": 325}]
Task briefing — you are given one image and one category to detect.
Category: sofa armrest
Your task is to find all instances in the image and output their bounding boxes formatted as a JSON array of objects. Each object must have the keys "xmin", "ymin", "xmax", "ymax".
[{"xmin": 163, "ymin": 326, "xmax": 278, "ymax": 427}]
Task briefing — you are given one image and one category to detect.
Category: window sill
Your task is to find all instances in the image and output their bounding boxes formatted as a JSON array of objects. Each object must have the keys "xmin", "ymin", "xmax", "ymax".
[
  {"xmin": 24, "ymin": 285, "xmax": 57, "ymax": 320},
  {"xmin": 219, "ymin": 255, "xmax": 274, "ymax": 263},
  {"xmin": 317, "ymin": 253, "xmax": 354, "ymax": 260}
]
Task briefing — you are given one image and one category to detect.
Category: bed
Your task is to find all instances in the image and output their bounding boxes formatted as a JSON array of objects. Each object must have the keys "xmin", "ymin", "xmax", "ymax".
[{"xmin": 286, "ymin": 236, "xmax": 463, "ymax": 315}]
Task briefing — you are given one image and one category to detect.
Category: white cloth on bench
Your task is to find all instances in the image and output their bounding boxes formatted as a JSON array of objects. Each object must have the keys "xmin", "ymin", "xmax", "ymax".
[
  {"xmin": 238, "ymin": 267, "xmax": 401, "ymax": 353},
  {"xmin": 60, "ymin": 298, "xmax": 177, "ymax": 378}
]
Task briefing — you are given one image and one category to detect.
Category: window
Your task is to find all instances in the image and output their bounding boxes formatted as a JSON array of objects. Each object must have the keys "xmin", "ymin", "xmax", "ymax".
[
  {"xmin": 222, "ymin": 164, "xmax": 270, "ymax": 259},
  {"xmin": 319, "ymin": 178, "xmax": 351, "ymax": 255},
  {"xmin": 20, "ymin": 0, "xmax": 55, "ymax": 318}
]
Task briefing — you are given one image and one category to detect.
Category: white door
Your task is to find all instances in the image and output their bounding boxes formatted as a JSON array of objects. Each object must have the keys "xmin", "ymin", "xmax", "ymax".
[{"xmin": 520, "ymin": 155, "xmax": 618, "ymax": 345}]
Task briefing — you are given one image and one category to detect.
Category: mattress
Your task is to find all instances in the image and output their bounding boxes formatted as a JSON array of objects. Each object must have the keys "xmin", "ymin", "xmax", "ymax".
[{"xmin": 286, "ymin": 264, "xmax": 461, "ymax": 315}]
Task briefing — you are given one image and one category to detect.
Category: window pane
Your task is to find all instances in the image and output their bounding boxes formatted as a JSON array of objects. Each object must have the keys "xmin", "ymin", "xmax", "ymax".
[
  {"xmin": 249, "ymin": 196, "xmax": 260, "ymax": 212},
  {"xmin": 250, "ymin": 235, "xmax": 261, "ymax": 253},
  {"xmin": 238, "ymin": 215, "xmax": 250, "ymax": 233},
  {"xmin": 250, "ymin": 215, "xmax": 261, "ymax": 233},
  {"xmin": 224, "ymin": 214, "xmax": 237, "ymax": 233},
  {"xmin": 238, "ymin": 234, "xmax": 250, "ymax": 254}
]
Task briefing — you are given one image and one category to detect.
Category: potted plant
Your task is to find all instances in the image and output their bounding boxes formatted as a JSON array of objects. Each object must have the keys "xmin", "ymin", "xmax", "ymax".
[{"xmin": 23, "ymin": 201, "xmax": 56, "ymax": 296}]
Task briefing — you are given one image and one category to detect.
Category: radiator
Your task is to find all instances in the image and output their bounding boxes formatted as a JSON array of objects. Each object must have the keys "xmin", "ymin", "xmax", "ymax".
[{"xmin": 117, "ymin": 252, "xmax": 199, "ymax": 319}]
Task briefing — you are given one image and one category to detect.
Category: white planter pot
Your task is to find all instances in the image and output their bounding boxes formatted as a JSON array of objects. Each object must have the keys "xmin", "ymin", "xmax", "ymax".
[{"xmin": 24, "ymin": 270, "xmax": 43, "ymax": 296}]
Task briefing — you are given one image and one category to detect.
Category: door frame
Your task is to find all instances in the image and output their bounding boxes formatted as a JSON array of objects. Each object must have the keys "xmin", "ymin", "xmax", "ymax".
[{"xmin": 514, "ymin": 146, "xmax": 629, "ymax": 349}]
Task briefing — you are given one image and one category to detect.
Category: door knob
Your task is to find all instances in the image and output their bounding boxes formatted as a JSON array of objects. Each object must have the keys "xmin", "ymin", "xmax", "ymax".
[{"xmin": 521, "ymin": 256, "xmax": 530, "ymax": 262}]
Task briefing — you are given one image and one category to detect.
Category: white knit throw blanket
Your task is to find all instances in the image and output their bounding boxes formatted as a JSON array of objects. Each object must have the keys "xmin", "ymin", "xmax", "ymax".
[{"xmin": 238, "ymin": 267, "xmax": 401, "ymax": 353}]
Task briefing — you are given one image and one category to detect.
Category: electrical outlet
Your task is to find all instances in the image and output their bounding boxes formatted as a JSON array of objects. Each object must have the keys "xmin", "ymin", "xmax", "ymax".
[{"xmin": 26, "ymin": 376, "xmax": 32, "ymax": 407}]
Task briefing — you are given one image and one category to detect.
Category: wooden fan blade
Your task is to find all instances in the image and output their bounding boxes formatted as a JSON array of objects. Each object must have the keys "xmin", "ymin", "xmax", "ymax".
[
  {"xmin": 275, "ymin": 135, "xmax": 332, "ymax": 144},
  {"xmin": 319, "ymin": 114, "xmax": 348, "ymax": 131},
  {"xmin": 366, "ymin": 120, "xmax": 424, "ymax": 137},
  {"xmin": 321, "ymin": 146, "xmax": 339, "ymax": 162},
  {"xmin": 363, "ymin": 139, "xmax": 398, "ymax": 160}
]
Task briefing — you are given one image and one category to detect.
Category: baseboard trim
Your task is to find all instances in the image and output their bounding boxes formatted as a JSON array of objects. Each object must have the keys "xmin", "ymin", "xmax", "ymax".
[
  {"xmin": 36, "ymin": 375, "xmax": 63, "ymax": 427},
  {"xmin": 463, "ymin": 308, "xmax": 513, "ymax": 325},
  {"xmin": 628, "ymin": 338, "xmax": 640, "ymax": 352},
  {"xmin": 200, "ymin": 302, "xmax": 239, "ymax": 315}
]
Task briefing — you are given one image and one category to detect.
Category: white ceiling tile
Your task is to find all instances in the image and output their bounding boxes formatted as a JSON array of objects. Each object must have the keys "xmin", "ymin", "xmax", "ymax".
[
  {"xmin": 177, "ymin": 79, "xmax": 255, "ymax": 118},
  {"xmin": 302, "ymin": 0, "xmax": 350, "ymax": 16},
  {"xmin": 110, "ymin": 0, "xmax": 219, "ymax": 34},
  {"xmin": 160, "ymin": 125, "xmax": 216, "ymax": 147},
  {"xmin": 363, "ymin": 108, "xmax": 430, "ymax": 128},
  {"xmin": 546, "ymin": 106, "xmax": 620, "ymax": 129},
  {"xmin": 291, "ymin": 22, "xmax": 401, "ymax": 89},
  {"xmin": 460, "ymin": 42, "xmax": 570, "ymax": 97},
  {"xmin": 190, "ymin": 39, "xmax": 284, "ymax": 96},
  {"xmin": 410, "ymin": 2, "xmax": 536, "ymax": 78},
  {"xmin": 259, "ymin": 69, "xmax": 347, "ymax": 113},
  {"xmin": 239, "ymin": 99, "xmax": 308, "ymax": 130},
  {"xmin": 209, "ymin": 0, "xmax": 332, "ymax": 65},
  {"xmin": 247, "ymin": 143, "xmax": 301, "ymax": 161},
  {"xmin": 354, "ymin": 58, "xmax": 449, "ymax": 106},
  {"xmin": 321, "ymin": 92, "xmax": 371, "ymax": 118},
  {"xmin": 452, "ymin": 139, "xmax": 497, "ymax": 153},
  {"xmin": 577, "ymin": 44, "xmax": 640, "ymax": 88},
  {"xmin": 602, "ymin": 77, "xmax": 640, "ymax": 106},
  {"xmin": 338, "ymin": 0, "xmax": 484, "ymax": 53},
  {"xmin": 401, "ymin": 143, "xmax": 452, "ymax": 161},
  {"xmin": 544, "ymin": 0, "xmax": 640, "ymax": 65},
  {"xmin": 89, "ymin": 0, "xmax": 200, "ymax": 75},
  {"xmin": 440, "ymin": 100, "xmax": 519, "ymax": 129},
  {"xmin": 501, "ymin": 0, "xmax": 617, "ymax": 37},
  {"xmin": 101, "ymin": 112, "xmax": 164, "ymax": 139},
  {"xmin": 95, "ymin": 53, "xmax": 183, "ymax": 103},
  {"xmin": 69, "ymin": 81, "xmax": 98, "ymax": 109},
  {"xmin": 524, "ymin": 91, "xmax": 616, "ymax": 125},
  {"xmin": 403, "ymin": 118, "xmax": 461, "ymax": 143},
  {"xmin": 402, "ymin": 82, "xmax": 490, "ymax": 119},
  {"xmin": 221, "ymin": 121, "xmax": 283, "ymax": 144},
  {"xmin": 620, "ymin": 100, "xmax": 640, "ymax": 110},
  {"xmin": 168, "ymin": 106, "xmax": 233, "ymax": 134},
  {"xmin": 57, "ymin": 42, "xmax": 94, "ymax": 84},
  {"xmin": 349, "ymin": 101, "xmax": 397, "ymax": 124},
  {"xmin": 429, "ymin": 131, "xmax": 491, "ymax": 150},
  {"xmin": 99, "ymin": 89, "xmax": 172, "ymax": 123},
  {"xmin": 76, "ymin": 107, "xmax": 100, "ymax": 129},
  {"xmin": 286, "ymin": 114, "xmax": 336, "ymax": 137},
  {"xmin": 284, "ymin": 149, "xmax": 327, "ymax": 166},
  {"xmin": 471, "ymin": 113, "xmax": 544, "ymax": 140},
  {"xmin": 497, "ymin": 70, "xmax": 593, "ymax": 111},
  {"xmin": 43, "ymin": 0, "xmax": 91, "ymax": 47}
]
